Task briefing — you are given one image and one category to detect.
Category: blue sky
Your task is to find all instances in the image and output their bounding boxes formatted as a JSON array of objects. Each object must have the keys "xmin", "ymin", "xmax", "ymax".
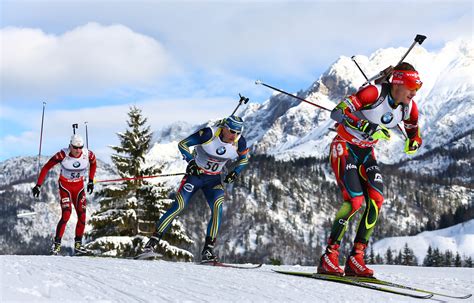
[{"xmin": 1, "ymin": 0, "xmax": 472, "ymax": 162}]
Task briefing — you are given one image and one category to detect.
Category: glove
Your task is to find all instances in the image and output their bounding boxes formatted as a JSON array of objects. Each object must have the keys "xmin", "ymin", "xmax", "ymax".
[
  {"xmin": 356, "ymin": 120, "xmax": 378, "ymax": 137},
  {"xmin": 87, "ymin": 180, "xmax": 94, "ymax": 194},
  {"xmin": 186, "ymin": 159, "xmax": 202, "ymax": 176},
  {"xmin": 224, "ymin": 171, "xmax": 238, "ymax": 184},
  {"xmin": 404, "ymin": 134, "xmax": 422, "ymax": 155},
  {"xmin": 371, "ymin": 126, "xmax": 391, "ymax": 141},
  {"xmin": 32, "ymin": 185, "xmax": 41, "ymax": 198}
]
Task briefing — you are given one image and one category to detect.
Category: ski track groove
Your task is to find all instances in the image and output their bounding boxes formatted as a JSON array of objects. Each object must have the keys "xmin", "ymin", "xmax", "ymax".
[
  {"xmin": 52, "ymin": 258, "xmax": 149, "ymax": 302},
  {"xmin": 2, "ymin": 256, "xmax": 473, "ymax": 302}
]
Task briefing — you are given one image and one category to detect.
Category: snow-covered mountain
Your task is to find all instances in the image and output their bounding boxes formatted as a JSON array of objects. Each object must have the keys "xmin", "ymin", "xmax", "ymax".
[
  {"xmin": 136, "ymin": 39, "xmax": 473, "ymax": 263},
  {"xmin": 373, "ymin": 219, "xmax": 474, "ymax": 265},
  {"xmin": 152, "ymin": 39, "xmax": 473, "ymax": 172},
  {"xmin": 1, "ymin": 256, "xmax": 472, "ymax": 302}
]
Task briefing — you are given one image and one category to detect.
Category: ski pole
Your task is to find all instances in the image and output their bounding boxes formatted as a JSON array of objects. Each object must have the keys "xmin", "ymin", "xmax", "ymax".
[
  {"xmin": 37, "ymin": 102, "xmax": 46, "ymax": 178},
  {"xmin": 363, "ymin": 34, "xmax": 427, "ymax": 86},
  {"xmin": 351, "ymin": 56, "xmax": 369, "ymax": 81},
  {"xmin": 84, "ymin": 121, "xmax": 89, "ymax": 149},
  {"xmin": 230, "ymin": 94, "xmax": 250, "ymax": 116},
  {"xmin": 94, "ymin": 173, "xmax": 186, "ymax": 184},
  {"xmin": 351, "ymin": 57, "xmax": 409, "ymax": 141},
  {"xmin": 255, "ymin": 80, "xmax": 331, "ymax": 112},
  {"xmin": 72, "ymin": 123, "xmax": 78, "ymax": 134}
]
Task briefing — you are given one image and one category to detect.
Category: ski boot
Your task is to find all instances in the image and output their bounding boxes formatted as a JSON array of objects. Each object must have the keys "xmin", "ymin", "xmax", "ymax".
[
  {"xmin": 201, "ymin": 237, "xmax": 218, "ymax": 264},
  {"xmin": 135, "ymin": 233, "xmax": 162, "ymax": 260},
  {"xmin": 344, "ymin": 242, "xmax": 374, "ymax": 277},
  {"xmin": 144, "ymin": 234, "xmax": 161, "ymax": 253},
  {"xmin": 74, "ymin": 238, "xmax": 90, "ymax": 256},
  {"xmin": 50, "ymin": 239, "xmax": 61, "ymax": 255},
  {"xmin": 317, "ymin": 243, "xmax": 344, "ymax": 276}
]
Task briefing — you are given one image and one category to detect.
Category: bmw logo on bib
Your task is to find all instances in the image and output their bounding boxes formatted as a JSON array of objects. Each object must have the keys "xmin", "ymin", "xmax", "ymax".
[
  {"xmin": 216, "ymin": 146, "xmax": 226, "ymax": 155},
  {"xmin": 381, "ymin": 112, "xmax": 394, "ymax": 124},
  {"xmin": 73, "ymin": 161, "xmax": 81, "ymax": 168}
]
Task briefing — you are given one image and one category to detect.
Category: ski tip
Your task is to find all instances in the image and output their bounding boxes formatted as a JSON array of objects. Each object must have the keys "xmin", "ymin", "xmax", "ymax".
[
  {"xmin": 454, "ymin": 293, "xmax": 472, "ymax": 299},
  {"xmin": 255, "ymin": 80, "xmax": 262, "ymax": 85},
  {"xmin": 200, "ymin": 261, "xmax": 263, "ymax": 269}
]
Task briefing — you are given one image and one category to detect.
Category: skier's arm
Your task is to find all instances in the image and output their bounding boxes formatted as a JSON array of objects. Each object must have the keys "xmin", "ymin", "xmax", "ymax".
[
  {"xmin": 233, "ymin": 136, "xmax": 249, "ymax": 175},
  {"xmin": 36, "ymin": 150, "xmax": 66, "ymax": 186},
  {"xmin": 403, "ymin": 101, "xmax": 420, "ymax": 139},
  {"xmin": 178, "ymin": 127, "xmax": 213, "ymax": 162},
  {"xmin": 331, "ymin": 85, "xmax": 379, "ymax": 130},
  {"xmin": 403, "ymin": 101, "xmax": 422, "ymax": 151},
  {"xmin": 88, "ymin": 150, "xmax": 97, "ymax": 181}
]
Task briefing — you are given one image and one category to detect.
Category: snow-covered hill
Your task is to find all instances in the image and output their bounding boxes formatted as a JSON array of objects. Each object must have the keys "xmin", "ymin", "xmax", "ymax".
[
  {"xmin": 1, "ymin": 255, "xmax": 472, "ymax": 302},
  {"xmin": 373, "ymin": 219, "xmax": 474, "ymax": 265},
  {"xmin": 151, "ymin": 39, "xmax": 473, "ymax": 172}
]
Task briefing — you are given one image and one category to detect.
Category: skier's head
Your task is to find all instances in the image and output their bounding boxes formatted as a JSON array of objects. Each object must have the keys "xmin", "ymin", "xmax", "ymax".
[
  {"xmin": 391, "ymin": 62, "xmax": 422, "ymax": 105},
  {"xmin": 69, "ymin": 135, "xmax": 84, "ymax": 152},
  {"xmin": 223, "ymin": 115, "xmax": 244, "ymax": 133},
  {"xmin": 221, "ymin": 115, "xmax": 244, "ymax": 142}
]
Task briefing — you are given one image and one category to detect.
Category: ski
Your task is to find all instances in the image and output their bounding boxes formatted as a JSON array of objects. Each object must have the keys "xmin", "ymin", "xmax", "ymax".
[
  {"xmin": 349, "ymin": 275, "xmax": 472, "ymax": 300},
  {"xmin": 273, "ymin": 270, "xmax": 433, "ymax": 299},
  {"xmin": 74, "ymin": 248, "xmax": 98, "ymax": 257},
  {"xmin": 199, "ymin": 261, "xmax": 263, "ymax": 269},
  {"xmin": 133, "ymin": 251, "xmax": 163, "ymax": 260}
]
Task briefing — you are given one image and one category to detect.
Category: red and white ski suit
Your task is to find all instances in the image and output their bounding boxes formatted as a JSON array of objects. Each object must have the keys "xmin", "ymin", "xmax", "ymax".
[{"xmin": 36, "ymin": 148, "xmax": 97, "ymax": 240}]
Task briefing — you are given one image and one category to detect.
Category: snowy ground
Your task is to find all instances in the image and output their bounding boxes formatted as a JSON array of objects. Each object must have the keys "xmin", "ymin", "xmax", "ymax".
[{"xmin": 1, "ymin": 255, "xmax": 472, "ymax": 303}]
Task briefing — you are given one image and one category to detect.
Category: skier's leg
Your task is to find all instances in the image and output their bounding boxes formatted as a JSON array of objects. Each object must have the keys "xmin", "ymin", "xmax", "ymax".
[
  {"xmin": 55, "ymin": 181, "xmax": 73, "ymax": 241},
  {"xmin": 354, "ymin": 158, "xmax": 384, "ymax": 244},
  {"xmin": 201, "ymin": 177, "xmax": 224, "ymax": 262},
  {"xmin": 155, "ymin": 175, "xmax": 199, "ymax": 237},
  {"xmin": 319, "ymin": 139, "xmax": 364, "ymax": 275},
  {"xmin": 345, "ymin": 156, "xmax": 383, "ymax": 277},
  {"xmin": 73, "ymin": 185, "xmax": 87, "ymax": 252},
  {"xmin": 328, "ymin": 142, "xmax": 365, "ymax": 244}
]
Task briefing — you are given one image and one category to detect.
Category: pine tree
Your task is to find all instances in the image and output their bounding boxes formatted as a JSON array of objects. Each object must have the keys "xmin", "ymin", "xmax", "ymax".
[
  {"xmin": 86, "ymin": 106, "xmax": 193, "ymax": 260},
  {"xmin": 464, "ymin": 256, "xmax": 473, "ymax": 267},
  {"xmin": 375, "ymin": 253, "xmax": 384, "ymax": 264},
  {"xmin": 454, "ymin": 252, "xmax": 462, "ymax": 267},
  {"xmin": 432, "ymin": 248, "xmax": 443, "ymax": 267},
  {"xmin": 368, "ymin": 246, "xmax": 375, "ymax": 264},
  {"xmin": 385, "ymin": 247, "xmax": 393, "ymax": 265},
  {"xmin": 444, "ymin": 250, "xmax": 453, "ymax": 267},
  {"xmin": 401, "ymin": 243, "xmax": 417, "ymax": 266},
  {"xmin": 396, "ymin": 250, "xmax": 403, "ymax": 265},
  {"xmin": 423, "ymin": 245, "xmax": 434, "ymax": 267}
]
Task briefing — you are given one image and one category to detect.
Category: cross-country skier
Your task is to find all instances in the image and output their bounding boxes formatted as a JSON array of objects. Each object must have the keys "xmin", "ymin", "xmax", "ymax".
[
  {"xmin": 32, "ymin": 134, "xmax": 97, "ymax": 255},
  {"xmin": 318, "ymin": 62, "xmax": 422, "ymax": 277},
  {"xmin": 140, "ymin": 115, "xmax": 250, "ymax": 262}
]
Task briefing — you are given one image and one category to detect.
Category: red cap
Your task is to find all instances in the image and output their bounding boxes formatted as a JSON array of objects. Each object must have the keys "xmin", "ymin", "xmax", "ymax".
[{"xmin": 392, "ymin": 70, "xmax": 423, "ymax": 91}]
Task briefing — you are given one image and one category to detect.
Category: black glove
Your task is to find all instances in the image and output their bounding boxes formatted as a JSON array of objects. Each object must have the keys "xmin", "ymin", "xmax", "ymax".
[
  {"xmin": 186, "ymin": 159, "xmax": 202, "ymax": 176},
  {"xmin": 224, "ymin": 171, "xmax": 238, "ymax": 184},
  {"xmin": 32, "ymin": 185, "xmax": 41, "ymax": 198},
  {"xmin": 87, "ymin": 180, "xmax": 94, "ymax": 194},
  {"xmin": 357, "ymin": 120, "xmax": 378, "ymax": 137}
]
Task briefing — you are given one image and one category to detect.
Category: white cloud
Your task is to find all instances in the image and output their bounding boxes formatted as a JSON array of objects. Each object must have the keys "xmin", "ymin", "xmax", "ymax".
[
  {"xmin": 0, "ymin": 96, "xmax": 239, "ymax": 161},
  {"xmin": 1, "ymin": 23, "xmax": 175, "ymax": 101}
]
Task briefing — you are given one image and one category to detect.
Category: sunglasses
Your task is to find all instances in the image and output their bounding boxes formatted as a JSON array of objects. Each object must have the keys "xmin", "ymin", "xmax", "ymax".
[
  {"xmin": 403, "ymin": 79, "xmax": 423, "ymax": 91},
  {"xmin": 71, "ymin": 145, "xmax": 84, "ymax": 149},
  {"xmin": 228, "ymin": 129, "xmax": 241, "ymax": 135}
]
